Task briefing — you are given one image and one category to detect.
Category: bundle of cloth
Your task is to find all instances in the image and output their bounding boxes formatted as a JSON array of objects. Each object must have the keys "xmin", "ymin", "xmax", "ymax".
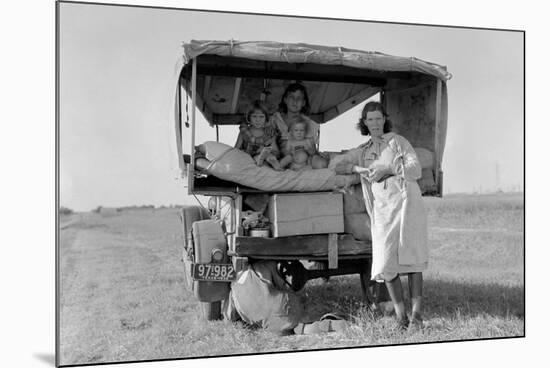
[{"xmin": 342, "ymin": 184, "xmax": 372, "ymax": 241}]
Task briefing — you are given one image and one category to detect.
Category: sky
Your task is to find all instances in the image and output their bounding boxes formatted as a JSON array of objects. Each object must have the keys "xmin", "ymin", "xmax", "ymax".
[{"xmin": 58, "ymin": 2, "xmax": 524, "ymax": 211}]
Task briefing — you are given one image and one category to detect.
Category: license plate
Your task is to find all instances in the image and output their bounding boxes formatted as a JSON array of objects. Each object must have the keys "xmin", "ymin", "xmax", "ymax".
[{"xmin": 191, "ymin": 263, "xmax": 236, "ymax": 282}]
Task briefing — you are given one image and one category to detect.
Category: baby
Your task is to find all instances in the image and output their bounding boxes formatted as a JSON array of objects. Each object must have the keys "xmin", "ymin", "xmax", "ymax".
[
  {"xmin": 288, "ymin": 149, "xmax": 312, "ymax": 171},
  {"xmin": 279, "ymin": 119, "xmax": 316, "ymax": 170},
  {"xmin": 235, "ymin": 100, "xmax": 282, "ymax": 170}
]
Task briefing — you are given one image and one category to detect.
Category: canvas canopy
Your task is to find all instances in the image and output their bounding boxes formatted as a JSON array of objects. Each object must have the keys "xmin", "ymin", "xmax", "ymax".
[
  {"xmin": 172, "ymin": 40, "xmax": 450, "ymax": 196},
  {"xmin": 179, "ymin": 40, "xmax": 452, "ymax": 81},
  {"xmin": 175, "ymin": 40, "xmax": 451, "ymax": 126}
]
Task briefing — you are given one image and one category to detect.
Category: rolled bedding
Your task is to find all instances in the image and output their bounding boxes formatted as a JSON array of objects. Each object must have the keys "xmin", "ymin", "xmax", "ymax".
[{"xmin": 199, "ymin": 141, "xmax": 360, "ymax": 192}]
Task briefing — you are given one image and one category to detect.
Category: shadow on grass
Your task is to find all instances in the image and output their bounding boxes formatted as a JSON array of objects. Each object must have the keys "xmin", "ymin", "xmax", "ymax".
[
  {"xmin": 422, "ymin": 279, "xmax": 524, "ymax": 319},
  {"xmin": 303, "ymin": 277, "xmax": 524, "ymax": 320}
]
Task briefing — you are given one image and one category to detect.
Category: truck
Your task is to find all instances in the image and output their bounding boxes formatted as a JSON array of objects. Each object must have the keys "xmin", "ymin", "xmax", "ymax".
[{"xmin": 171, "ymin": 40, "xmax": 451, "ymax": 320}]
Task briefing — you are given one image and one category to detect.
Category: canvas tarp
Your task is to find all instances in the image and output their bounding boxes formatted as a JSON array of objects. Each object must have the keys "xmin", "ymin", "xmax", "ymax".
[{"xmin": 179, "ymin": 40, "xmax": 452, "ymax": 81}]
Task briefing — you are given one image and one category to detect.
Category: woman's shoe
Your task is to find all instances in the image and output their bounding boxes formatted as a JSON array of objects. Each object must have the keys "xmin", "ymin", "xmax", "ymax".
[
  {"xmin": 409, "ymin": 313, "xmax": 424, "ymax": 331},
  {"xmin": 395, "ymin": 315, "xmax": 410, "ymax": 331}
]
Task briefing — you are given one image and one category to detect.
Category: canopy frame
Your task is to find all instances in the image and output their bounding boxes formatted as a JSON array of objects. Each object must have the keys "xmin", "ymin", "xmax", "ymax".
[{"xmin": 173, "ymin": 40, "xmax": 450, "ymax": 197}]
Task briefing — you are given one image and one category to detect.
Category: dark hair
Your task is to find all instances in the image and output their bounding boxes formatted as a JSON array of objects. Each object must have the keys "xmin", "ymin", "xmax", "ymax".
[
  {"xmin": 356, "ymin": 101, "xmax": 393, "ymax": 136},
  {"xmin": 246, "ymin": 100, "xmax": 269, "ymax": 123},
  {"xmin": 278, "ymin": 83, "xmax": 311, "ymax": 114}
]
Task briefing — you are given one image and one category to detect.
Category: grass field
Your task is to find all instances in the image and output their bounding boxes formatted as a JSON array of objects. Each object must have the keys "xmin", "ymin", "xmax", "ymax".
[{"xmin": 58, "ymin": 192, "xmax": 524, "ymax": 366}]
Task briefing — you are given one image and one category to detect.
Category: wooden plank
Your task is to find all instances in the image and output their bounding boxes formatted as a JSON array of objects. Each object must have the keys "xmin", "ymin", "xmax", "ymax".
[
  {"xmin": 243, "ymin": 254, "xmax": 370, "ymax": 261},
  {"xmin": 198, "ymin": 66, "xmax": 387, "ymax": 85},
  {"xmin": 323, "ymin": 86, "xmax": 380, "ymax": 122},
  {"xmin": 328, "ymin": 233, "xmax": 338, "ymax": 269},
  {"xmin": 212, "ymin": 114, "xmax": 241, "ymax": 125},
  {"xmin": 194, "ymin": 54, "xmax": 409, "ymax": 84},
  {"xmin": 235, "ymin": 233, "xmax": 371, "ymax": 257},
  {"xmin": 230, "ymin": 78, "xmax": 242, "ymax": 114}
]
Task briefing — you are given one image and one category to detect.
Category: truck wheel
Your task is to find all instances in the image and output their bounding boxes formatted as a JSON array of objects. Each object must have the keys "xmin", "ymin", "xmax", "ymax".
[
  {"xmin": 180, "ymin": 206, "xmax": 210, "ymax": 291},
  {"xmin": 200, "ymin": 301, "xmax": 222, "ymax": 321}
]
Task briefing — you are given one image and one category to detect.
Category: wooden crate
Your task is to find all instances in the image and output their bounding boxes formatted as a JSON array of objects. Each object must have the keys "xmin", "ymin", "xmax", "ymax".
[{"xmin": 268, "ymin": 192, "xmax": 344, "ymax": 237}]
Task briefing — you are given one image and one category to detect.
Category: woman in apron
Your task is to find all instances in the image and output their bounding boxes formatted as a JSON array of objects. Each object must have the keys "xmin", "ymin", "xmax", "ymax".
[{"xmin": 335, "ymin": 102, "xmax": 428, "ymax": 330}]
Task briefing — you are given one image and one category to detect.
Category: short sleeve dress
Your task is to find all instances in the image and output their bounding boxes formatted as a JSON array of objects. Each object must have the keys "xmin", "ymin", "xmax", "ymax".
[
  {"xmin": 237, "ymin": 122, "xmax": 279, "ymax": 158},
  {"xmin": 338, "ymin": 132, "xmax": 429, "ymax": 282}
]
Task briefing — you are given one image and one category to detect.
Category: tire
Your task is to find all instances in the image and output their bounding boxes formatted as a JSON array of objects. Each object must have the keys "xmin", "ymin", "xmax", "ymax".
[
  {"xmin": 180, "ymin": 206, "xmax": 210, "ymax": 291},
  {"xmin": 181, "ymin": 249, "xmax": 193, "ymax": 291},
  {"xmin": 200, "ymin": 301, "xmax": 222, "ymax": 321}
]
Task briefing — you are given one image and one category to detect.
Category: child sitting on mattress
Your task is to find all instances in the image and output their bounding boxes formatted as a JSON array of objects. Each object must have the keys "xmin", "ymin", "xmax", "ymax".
[
  {"xmin": 280, "ymin": 118, "xmax": 327, "ymax": 170},
  {"xmin": 235, "ymin": 100, "xmax": 282, "ymax": 170},
  {"xmin": 287, "ymin": 148, "xmax": 312, "ymax": 171}
]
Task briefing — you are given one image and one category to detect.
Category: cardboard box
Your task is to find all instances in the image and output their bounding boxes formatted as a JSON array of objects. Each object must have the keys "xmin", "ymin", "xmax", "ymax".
[{"xmin": 268, "ymin": 192, "xmax": 344, "ymax": 237}]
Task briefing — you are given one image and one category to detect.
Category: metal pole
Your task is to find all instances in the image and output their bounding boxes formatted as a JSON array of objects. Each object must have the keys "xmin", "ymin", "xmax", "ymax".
[
  {"xmin": 175, "ymin": 77, "xmax": 185, "ymax": 178},
  {"xmin": 189, "ymin": 58, "xmax": 197, "ymax": 193}
]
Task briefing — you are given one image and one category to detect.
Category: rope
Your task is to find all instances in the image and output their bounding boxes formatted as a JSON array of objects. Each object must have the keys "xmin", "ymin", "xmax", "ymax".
[
  {"xmin": 185, "ymin": 77, "xmax": 190, "ymax": 128},
  {"xmin": 192, "ymin": 194, "xmax": 209, "ymax": 213}
]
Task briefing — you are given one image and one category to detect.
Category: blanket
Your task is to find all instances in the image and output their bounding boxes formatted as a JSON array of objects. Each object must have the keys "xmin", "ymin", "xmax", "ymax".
[{"xmin": 199, "ymin": 141, "xmax": 360, "ymax": 192}]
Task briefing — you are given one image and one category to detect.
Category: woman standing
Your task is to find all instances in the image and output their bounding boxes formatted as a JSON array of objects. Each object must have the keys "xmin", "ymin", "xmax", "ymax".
[{"xmin": 335, "ymin": 101, "xmax": 428, "ymax": 330}]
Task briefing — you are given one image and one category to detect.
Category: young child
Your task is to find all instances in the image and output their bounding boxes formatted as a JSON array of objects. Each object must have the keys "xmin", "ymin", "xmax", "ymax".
[
  {"xmin": 288, "ymin": 149, "xmax": 312, "ymax": 171},
  {"xmin": 235, "ymin": 100, "xmax": 282, "ymax": 170},
  {"xmin": 270, "ymin": 83, "xmax": 319, "ymax": 151},
  {"xmin": 279, "ymin": 119, "xmax": 316, "ymax": 170}
]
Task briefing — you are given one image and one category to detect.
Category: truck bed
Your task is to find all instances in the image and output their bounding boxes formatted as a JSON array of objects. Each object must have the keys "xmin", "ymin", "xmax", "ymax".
[{"xmin": 233, "ymin": 233, "xmax": 372, "ymax": 260}]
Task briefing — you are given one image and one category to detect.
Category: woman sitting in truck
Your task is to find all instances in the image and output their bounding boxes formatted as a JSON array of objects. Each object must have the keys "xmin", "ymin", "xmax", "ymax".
[{"xmin": 334, "ymin": 101, "xmax": 429, "ymax": 331}]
